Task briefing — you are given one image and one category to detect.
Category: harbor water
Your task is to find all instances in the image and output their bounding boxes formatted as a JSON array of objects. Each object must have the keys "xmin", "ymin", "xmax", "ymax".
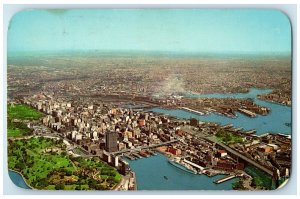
[
  {"xmin": 150, "ymin": 88, "xmax": 291, "ymax": 135},
  {"xmin": 8, "ymin": 170, "xmax": 31, "ymax": 189},
  {"xmin": 125, "ymin": 153, "xmax": 238, "ymax": 190},
  {"xmin": 126, "ymin": 88, "xmax": 291, "ymax": 190},
  {"xmin": 8, "ymin": 88, "xmax": 291, "ymax": 190}
]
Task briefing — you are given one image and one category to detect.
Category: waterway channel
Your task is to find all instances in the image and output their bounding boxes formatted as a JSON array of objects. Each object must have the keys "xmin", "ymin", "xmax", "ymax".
[
  {"xmin": 127, "ymin": 88, "xmax": 291, "ymax": 190},
  {"xmin": 125, "ymin": 153, "xmax": 238, "ymax": 190},
  {"xmin": 8, "ymin": 88, "xmax": 291, "ymax": 190},
  {"xmin": 150, "ymin": 88, "xmax": 291, "ymax": 135}
]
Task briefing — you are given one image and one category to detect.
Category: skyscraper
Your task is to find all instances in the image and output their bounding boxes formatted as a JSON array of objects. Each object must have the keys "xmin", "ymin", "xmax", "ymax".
[{"xmin": 105, "ymin": 130, "xmax": 118, "ymax": 152}]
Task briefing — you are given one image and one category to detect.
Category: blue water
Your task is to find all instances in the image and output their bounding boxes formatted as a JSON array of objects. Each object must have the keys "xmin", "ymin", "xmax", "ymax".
[
  {"xmin": 186, "ymin": 88, "xmax": 272, "ymax": 99},
  {"xmin": 150, "ymin": 88, "xmax": 291, "ymax": 135},
  {"xmin": 126, "ymin": 153, "xmax": 238, "ymax": 190},
  {"xmin": 8, "ymin": 170, "xmax": 31, "ymax": 189}
]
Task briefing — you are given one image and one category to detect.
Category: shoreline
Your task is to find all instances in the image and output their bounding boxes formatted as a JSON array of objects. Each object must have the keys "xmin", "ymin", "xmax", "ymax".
[
  {"xmin": 124, "ymin": 151, "xmax": 239, "ymax": 190},
  {"xmin": 8, "ymin": 169, "xmax": 34, "ymax": 190}
]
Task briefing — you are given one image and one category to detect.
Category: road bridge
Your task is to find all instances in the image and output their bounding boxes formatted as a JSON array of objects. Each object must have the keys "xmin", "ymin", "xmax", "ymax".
[
  {"xmin": 181, "ymin": 125, "xmax": 274, "ymax": 176},
  {"xmin": 199, "ymin": 136, "xmax": 274, "ymax": 176}
]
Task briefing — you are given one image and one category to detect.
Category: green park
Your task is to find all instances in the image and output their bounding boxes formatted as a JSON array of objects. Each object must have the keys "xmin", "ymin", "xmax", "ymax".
[
  {"xmin": 8, "ymin": 137, "xmax": 121, "ymax": 190},
  {"xmin": 7, "ymin": 104, "xmax": 44, "ymax": 137},
  {"xmin": 215, "ymin": 130, "xmax": 244, "ymax": 145},
  {"xmin": 7, "ymin": 103, "xmax": 122, "ymax": 190}
]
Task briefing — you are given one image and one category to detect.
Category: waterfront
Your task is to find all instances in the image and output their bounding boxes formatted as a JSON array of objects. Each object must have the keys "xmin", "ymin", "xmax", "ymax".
[
  {"xmin": 150, "ymin": 88, "xmax": 291, "ymax": 135},
  {"xmin": 8, "ymin": 170, "xmax": 31, "ymax": 189},
  {"xmin": 125, "ymin": 153, "xmax": 238, "ymax": 190}
]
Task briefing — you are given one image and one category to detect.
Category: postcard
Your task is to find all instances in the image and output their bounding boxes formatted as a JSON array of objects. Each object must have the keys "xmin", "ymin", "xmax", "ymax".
[{"xmin": 7, "ymin": 9, "xmax": 291, "ymax": 191}]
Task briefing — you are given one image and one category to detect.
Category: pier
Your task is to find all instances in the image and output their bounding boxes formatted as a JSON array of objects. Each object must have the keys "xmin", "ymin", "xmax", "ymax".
[
  {"xmin": 243, "ymin": 129, "xmax": 256, "ymax": 135},
  {"xmin": 122, "ymin": 149, "xmax": 157, "ymax": 161},
  {"xmin": 238, "ymin": 108, "xmax": 256, "ymax": 118},
  {"xmin": 220, "ymin": 124, "xmax": 234, "ymax": 129},
  {"xmin": 132, "ymin": 153, "xmax": 143, "ymax": 159},
  {"xmin": 179, "ymin": 107, "xmax": 205, "ymax": 115},
  {"xmin": 146, "ymin": 150, "xmax": 157, "ymax": 156},
  {"xmin": 214, "ymin": 174, "xmax": 236, "ymax": 184},
  {"xmin": 183, "ymin": 159, "xmax": 205, "ymax": 171},
  {"xmin": 123, "ymin": 154, "xmax": 136, "ymax": 160},
  {"xmin": 229, "ymin": 127, "xmax": 243, "ymax": 133}
]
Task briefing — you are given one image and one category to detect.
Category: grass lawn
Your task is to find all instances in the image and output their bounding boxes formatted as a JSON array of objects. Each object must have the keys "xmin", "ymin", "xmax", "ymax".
[
  {"xmin": 7, "ymin": 120, "xmax": 32, "ymax": 137},
  {"xmin": 7, "ymin": 104, "xmax": 44, "ymax": 137},
  {"xmin": 8, "ymin": 104, "xmax": 44, "ymax": 120},
  {"xmin": 8, "ymin": 137, "xmax": 121, "ymax": 190},
  {"xmin": 215, "ymin": 130, "xmax": 244, "ymax": 145}
]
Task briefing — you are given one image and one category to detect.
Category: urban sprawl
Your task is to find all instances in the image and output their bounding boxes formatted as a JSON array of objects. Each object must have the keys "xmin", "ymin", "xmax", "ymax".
[{"xmin": 7, "ymin": 55, "xmax": 291, "ymax": 190}]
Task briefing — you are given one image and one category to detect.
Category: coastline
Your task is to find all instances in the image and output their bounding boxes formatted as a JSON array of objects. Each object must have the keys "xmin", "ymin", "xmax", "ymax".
[
  {"xmin": 256, "ymin": 97, "xmax": 292, "ymax": 107},
  {"xmin": 8, "ymin": 169, "xmax": 34, "ymax": 190}
]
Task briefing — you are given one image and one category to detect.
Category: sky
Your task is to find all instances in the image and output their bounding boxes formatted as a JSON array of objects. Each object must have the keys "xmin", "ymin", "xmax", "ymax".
[{"xmin": 7, "ymin": 9, "xmax": 291, "ymax": 55}]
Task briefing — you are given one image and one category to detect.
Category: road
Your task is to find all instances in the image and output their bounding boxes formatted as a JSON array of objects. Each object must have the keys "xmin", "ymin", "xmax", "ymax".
[{"xmin": 181, "ymin": 125, "xmax": 274, "ymax": 176}]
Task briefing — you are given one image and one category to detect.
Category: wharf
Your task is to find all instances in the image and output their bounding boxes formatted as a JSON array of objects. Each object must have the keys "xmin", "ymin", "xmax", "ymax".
[
  {"xmin": 123, "ymin": 154, "xmax": 136, "ymax": 160},
  {"xmin": 214, "ymin": 174, "xmax": 236, "ymax": 184},
  {"xmin": 220, "ymin": 124, "xmax": 234, "ymax": 129},
  {"xmin": 243, "ymin": 129, "xmax": 256, "ymax": 135},
  {"xmin": 123, "ymin": 150, "xmax": 157, "ymax": 161},
  {"xmin": 238, "ymin": 108, "xmax": 256, "ymax": 118},
  {"xmin": 139, "ymin": 151, "xmax": 150, "ymax": 157},
  {"xmin": 183, "ymin": 159, "xmax": 205, "ymax": 171},
  {"xmin": 146, "ymin": 150, "xmax": 157, "ymax": 156},
  {"xmin": 229, "ymin": 127, "xmax": 243, "ymax": 133},
  {"xmin": 180, "ymin": 107, "xmax": 205, "ymax": 115},
  {"xmin": 131, "ymin": 153, "xmax": 143, "ymax": 159}
]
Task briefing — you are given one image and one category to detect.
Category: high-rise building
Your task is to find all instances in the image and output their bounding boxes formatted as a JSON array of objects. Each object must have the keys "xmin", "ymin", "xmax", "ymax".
[{"xmin": 105, "ymin": 130, "xmax": 118, "ymax": 152}]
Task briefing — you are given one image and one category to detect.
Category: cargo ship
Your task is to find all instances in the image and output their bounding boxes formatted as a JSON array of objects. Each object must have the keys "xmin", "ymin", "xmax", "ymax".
[{"xmin": 168, "ymin": 159, "xmax": 197, "ymax": 174}]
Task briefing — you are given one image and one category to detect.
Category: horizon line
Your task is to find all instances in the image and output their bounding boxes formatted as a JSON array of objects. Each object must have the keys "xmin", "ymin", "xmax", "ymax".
[{"xmin": 7, "ymin": 49, "xmax": 292, "ymax": 59}]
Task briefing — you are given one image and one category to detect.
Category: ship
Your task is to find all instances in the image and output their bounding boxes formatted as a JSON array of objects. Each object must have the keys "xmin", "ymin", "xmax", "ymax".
[{"xmin": 168, "ymin": 159, "xmax": 197, "ymax": 174}]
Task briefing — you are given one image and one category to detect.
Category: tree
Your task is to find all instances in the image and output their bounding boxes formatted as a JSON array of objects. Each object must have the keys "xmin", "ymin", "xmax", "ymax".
[
  {"xmin": 15, "ymin": 162, "xmax": 26, "ymax": 170},
  {"xmin": 38, "ymin": 179, "xmax": 49, "ymax": 188},
  {"xmin": 55, "ymin": 183, "xmax": 65, "ymax": 190},
  {"xmin": 75, "ymin": 185, "xmax": 81, "ymax": 190},
  {"xmin": 65, "ymin": 170, "xmax": 73, "ymax": 176},
  {"xmin": 88, "ymin": 179, "xmax": 98, "ymax": 189}
]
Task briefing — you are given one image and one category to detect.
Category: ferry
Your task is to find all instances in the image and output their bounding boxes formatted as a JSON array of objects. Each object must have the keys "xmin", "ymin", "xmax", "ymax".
[{"xmin": 168, "ymin": 159, "xmax": 197, "ymax": 174}]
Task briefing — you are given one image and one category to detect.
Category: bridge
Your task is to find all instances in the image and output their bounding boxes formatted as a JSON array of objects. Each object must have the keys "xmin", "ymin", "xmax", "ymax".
[
  {"xmin": 181, "ymin": 125, "xmax": 274, "ymax": 176},
  {"xmin": 206, "ymin": 137, "xmax": 274, "ymax": 176}
]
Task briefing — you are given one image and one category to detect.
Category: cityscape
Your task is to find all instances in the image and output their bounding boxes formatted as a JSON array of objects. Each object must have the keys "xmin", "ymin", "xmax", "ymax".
[{"xmin": 7, "ymin": 9, "xmax": 291, "ymax": 191}]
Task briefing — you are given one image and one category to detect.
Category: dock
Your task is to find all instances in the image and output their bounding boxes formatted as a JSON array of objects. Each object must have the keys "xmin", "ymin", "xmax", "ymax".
[
  {"xmin": 183, "ymin": 159, "xmax": 205, "ymax": 171},
  {"xmin": 139, "ymin": 151, "xmax": 150, "ymax": 157},
  {"xmin": 229, "ymin": 127, "xmax": 243, "ymax": 133},
  {"xmin": 123, "ymin": 154, "xmax": 136, "ymax": 160},
  {"xmin": 243, "ymin": 129, "xmax": 256, "ymax": 135},
  {"xmin": 131, "ymin": 153, "xmax": 143, "ymax": 159},
  {"xmin": 214, "ymin": 174, "xmax": 236, "ymax": 184},
  {"xmin": 180, "ymin": 107, "xmax": 205, "ymax": 115},
  {"xmin": 146, "ymin": 150, "xmax": 157, "ymax": 156},
  {"xmin": 220, "ymin": 124, "xmax": 233, "ymax": 129},
  {"xmin": 238, "ymin": 108, "xmax": 256, "ymax": 118}
]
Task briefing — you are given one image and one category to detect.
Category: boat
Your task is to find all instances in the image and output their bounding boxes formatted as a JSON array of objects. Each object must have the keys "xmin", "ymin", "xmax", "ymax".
[
  {"xmin": 164, "ymin": 176, "xmax": 168, "ymax": 180},
  {"xmin": 168, "ymin": 159, "xmax": 197, "ymax": 174},
  {"xmin": 285, "ymin": 122, "xmax": 291, "ymax": 127}
]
